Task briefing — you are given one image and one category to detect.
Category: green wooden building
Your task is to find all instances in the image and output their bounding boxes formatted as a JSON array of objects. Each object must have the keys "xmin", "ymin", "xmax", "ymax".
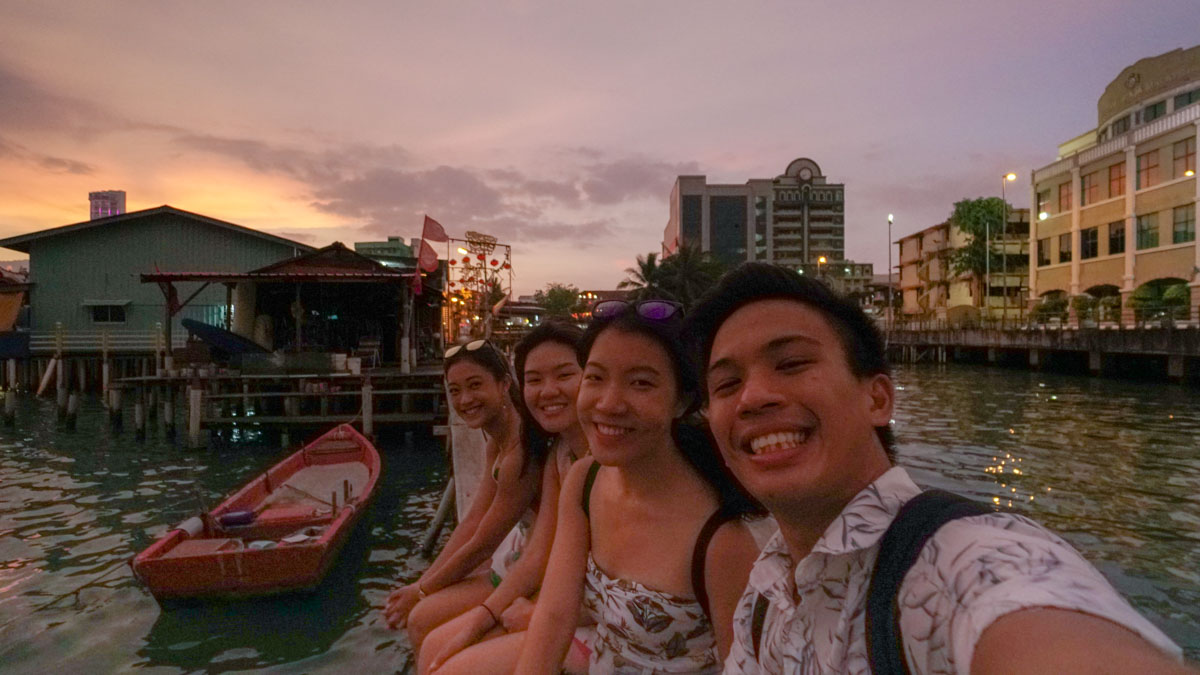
[{"xmin": 0, "ymin": 205, "xmax": 312, "ymax": 354}]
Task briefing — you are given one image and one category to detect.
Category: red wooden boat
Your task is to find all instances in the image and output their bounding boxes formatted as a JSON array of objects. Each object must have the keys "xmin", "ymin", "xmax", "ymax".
[{"xmin": 133, "ymin": 423, "xmax": 381, "ymax": 601}]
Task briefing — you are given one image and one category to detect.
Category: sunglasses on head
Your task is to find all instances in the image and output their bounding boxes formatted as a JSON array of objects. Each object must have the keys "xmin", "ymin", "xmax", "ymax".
[
  {"xmin": 591, "ymin": 299, "xmax": 683, "ymax": 322},
  {"xmin": 445, "ymin": 339, "xmax": 492, "ymax": 358}
]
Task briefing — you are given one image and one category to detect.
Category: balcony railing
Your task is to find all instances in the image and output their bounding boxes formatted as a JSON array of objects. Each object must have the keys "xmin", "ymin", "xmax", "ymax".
[{"xmin": 27, "ymin": 328, "xmax": 187, "ymax": 355}]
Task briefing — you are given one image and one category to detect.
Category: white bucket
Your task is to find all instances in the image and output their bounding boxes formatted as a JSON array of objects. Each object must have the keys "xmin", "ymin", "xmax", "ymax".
[
  {"xmin": 347, "ymin": 357, "xmax": 361, "ymax": 375},
  {"xmin": 333, "ymin": 353, "xmax": 348, "ymax": 371}
]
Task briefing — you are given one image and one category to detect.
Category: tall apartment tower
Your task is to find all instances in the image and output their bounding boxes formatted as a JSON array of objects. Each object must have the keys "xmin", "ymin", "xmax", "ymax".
[
  {"xmin": 663, "ymin": 158, "xmax": 872, "ymax": 296},
  {"xmin": 663, "ymin": 158, "xmax": 847, "ymax": 266},
  {"xmin": 89, "ymin": 190, "xmax": 126, "ymax": 220}
]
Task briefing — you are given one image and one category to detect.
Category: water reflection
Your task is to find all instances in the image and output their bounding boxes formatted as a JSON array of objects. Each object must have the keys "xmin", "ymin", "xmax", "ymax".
[
  {"xmin": 893, "ymin": 364, "xmax": 1200, "ymax": 655},
  {"xmin": 1, "ymin": 365, "xmax": 1198, "ymax": 671}
]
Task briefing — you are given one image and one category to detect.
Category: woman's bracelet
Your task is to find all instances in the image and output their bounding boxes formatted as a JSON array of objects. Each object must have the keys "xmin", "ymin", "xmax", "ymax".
[
  {"xmin": 417, "ymin": 583, "xmax": 429, "ymax": 600},
  {"xmin": 479, "ymin": 604, "xmax": 499, "ymax": 626}
]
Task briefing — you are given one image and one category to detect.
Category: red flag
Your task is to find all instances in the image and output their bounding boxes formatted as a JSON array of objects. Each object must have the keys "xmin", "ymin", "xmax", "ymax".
[
  {"xmin": 418, "ymin": 239, "xmax": 440, "ymax": 272},
  {"xmin": 422, "ymin": 215, "xmax": 448, "ymax": 242}
]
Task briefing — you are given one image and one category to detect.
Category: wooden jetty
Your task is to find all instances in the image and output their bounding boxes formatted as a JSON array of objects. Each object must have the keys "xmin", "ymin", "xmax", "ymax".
[{"xmin": 109, "ymin": 364, "xmax": 446, "ymax": 447}]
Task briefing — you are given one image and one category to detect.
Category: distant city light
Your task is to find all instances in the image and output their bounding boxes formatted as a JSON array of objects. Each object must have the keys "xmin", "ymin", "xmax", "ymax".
[
  {"xmin": 887, "ymin": 213, "xmax": 894, "ymax": 224},
  {"xmin": 1005, "ymin": 173, "xmax": 1017, "ymax": 182},
  {"xmin": 1038, "ymin": 212, "xmax": 1049, "ymax": 220},
  {"xmin": 1187, "ymin": 170, "xmax": 1195, "ymax": 177},
  {"xmin": 457, "ymin": 247, "xmax": 469, "ymax": 255}
]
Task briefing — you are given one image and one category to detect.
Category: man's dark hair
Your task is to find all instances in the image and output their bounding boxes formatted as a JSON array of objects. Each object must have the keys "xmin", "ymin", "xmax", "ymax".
[{"xmin": 686, "ymin": 262, "xmax": 896, "ymax": 459}]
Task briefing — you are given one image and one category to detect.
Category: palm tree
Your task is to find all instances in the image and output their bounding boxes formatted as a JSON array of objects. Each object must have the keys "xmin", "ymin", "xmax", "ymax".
[
  {"xmin": 618, "ymin": 252, "xmax": 671, "ymax": 301},
  {"xmin": 659, "ymin": 245, "xmax": 727, "ymax": 310}
]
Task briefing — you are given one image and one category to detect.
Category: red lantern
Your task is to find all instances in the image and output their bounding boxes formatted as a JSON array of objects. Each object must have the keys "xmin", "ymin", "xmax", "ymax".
[
  {"xmin": 476, "ymin": 253, "xmax": 485, "ymax": 261},
  {"xmin": 449, "ymin": 259, "xmax": 457, "ymax": 265},
  {"xmin": 490, "ymin": 259, "xmax": 498, "ymax": 266},
  {"xmin": 502, "ymin": 262, "xmax": 510, "ymax": 269},
  {"xmin": 449, "ymin": 281, "xmax": 456, "ymax": 287}
]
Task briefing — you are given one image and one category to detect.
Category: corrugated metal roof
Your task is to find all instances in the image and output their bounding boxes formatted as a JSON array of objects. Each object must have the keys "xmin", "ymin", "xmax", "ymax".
[{"xmin": 0, "ymin": 205, "xmax": 315, "ymax": 254}]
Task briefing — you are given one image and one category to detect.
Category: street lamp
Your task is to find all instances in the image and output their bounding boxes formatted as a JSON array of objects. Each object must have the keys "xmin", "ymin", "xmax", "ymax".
[
  {"xmin": 887, "ymin": 214, "xmax": 894, "ymax": 335},
  {"xmin": 1000, "ymin": 172, "xmax": 1017, "ymax": 328},
  {"xmin": 817, "ymin": 255, "xmax": 827, "ymax": 280}
]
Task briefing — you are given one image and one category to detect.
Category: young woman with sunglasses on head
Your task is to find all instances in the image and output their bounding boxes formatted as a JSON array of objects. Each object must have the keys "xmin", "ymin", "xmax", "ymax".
[
  {"xmin": 513, "ymin": 300, "xmax": 765, "ymax": 675},
  {"xmin": 385, "ymin": 339, "xmax": 548, "ymax": 654},
  {"xmin": 418, "ymin": 320, "xmax": 593, "ymax": 674}
]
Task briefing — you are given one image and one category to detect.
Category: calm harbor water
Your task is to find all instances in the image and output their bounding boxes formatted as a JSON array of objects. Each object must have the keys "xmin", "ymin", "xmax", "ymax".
[{"xmin": 1, "ymin": 364, "xmax": 1198, "ymax": 672}]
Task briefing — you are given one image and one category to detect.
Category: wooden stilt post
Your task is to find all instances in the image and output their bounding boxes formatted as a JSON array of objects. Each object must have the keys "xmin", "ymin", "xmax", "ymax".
[
  {"xmin": 109, "ymin": 387, "xmax": 123, "ymax": 430},
  {"xmin": 362, "ymin": 378, "xmax": 374, "ymax": 439},
  {"xmin": 164, "ymin": 386, "xmax": 176, "ymax": 439},
  {"xmin": 8, "ymin": 358, "xmax": 17, "ymax": 391},
  {"xmin": 65, "ymin": 392, "xmax": 79, "ymax": 430},
  {"xmin": 188, "ymin": 385, "xmax": 203, "ymax": 448},
  {"xmin": 135, "ymin": 387, "xmax": 146, "ymax": 440},
  {"xmin": 101, "ymin": 329, "xmax": 110, "ymax": 409},
  {"xmin": 4, "ymin": 389, "xmax": 16, "ymax": 427}
]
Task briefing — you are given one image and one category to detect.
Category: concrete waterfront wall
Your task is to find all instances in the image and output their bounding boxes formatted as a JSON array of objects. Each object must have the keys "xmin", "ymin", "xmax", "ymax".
[{"xmin": 889, "ymin": 326, "xmax": 1200, "ymax": 384}]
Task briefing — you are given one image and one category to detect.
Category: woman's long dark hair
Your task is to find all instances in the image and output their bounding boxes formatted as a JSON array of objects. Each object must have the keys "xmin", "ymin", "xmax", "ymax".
[
  {"xmin": 444, "ymin": 341, "xmax": 550, "ymax": 469},
  {"xmin": 577, "ymin": 313, "xmax": 765, "ymax": 518}
]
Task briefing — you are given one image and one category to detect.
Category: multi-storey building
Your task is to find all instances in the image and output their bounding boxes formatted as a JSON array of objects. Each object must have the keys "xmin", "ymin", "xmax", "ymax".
[
  {"xmin": 897, "ymin": 209, "xmax": 1030, "ymax": 325},
  {"xmin": 1030, "ymin": 44, "xmax": 1200, "ymax": 323},
  {"xmin": 88, "ymin": 190, "xmax": 126, "ymax": 220},
  {"xmin": 663, "ymin": 158, "xmax": 866, "ymax": 274}
]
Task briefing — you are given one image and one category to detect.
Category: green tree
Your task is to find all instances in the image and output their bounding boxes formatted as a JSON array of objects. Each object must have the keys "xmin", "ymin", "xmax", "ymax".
[
  {"xmin": 533, "ymin": 283, "xmax": 584, "ymax": 317},
  {"xmin": 618, "ymin": 252, "xmax": 669, "ymax": 302},
  {"xmin": 947, "ymin": 197, "xmax": 1011, "ymax": 307},
  {"xmin": 658, "ymin": 245, "xmax": 728, "ymax": 310}
]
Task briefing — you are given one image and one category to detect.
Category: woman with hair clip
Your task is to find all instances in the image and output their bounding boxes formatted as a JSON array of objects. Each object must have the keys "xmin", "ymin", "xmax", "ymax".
[
  {"xmin": 513, "ymin": 300, "xmax": 765, "ymax": 675},
  {"xmin": 385, "ymin": 339, "xmax": 547, "ymax": 655},
  {"xmin": 418, "ymin": 320, "xmax": 592, "ymax": 674}
]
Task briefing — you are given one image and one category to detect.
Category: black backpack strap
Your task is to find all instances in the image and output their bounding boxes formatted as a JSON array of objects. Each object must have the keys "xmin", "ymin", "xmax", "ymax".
[
  {"xmin": 690, "ymin": 509, "xmax": 735, "ymax": 619},
  {"xmin": 866, "ymin": 489, "xmax": 992, "ymax": 675},
  {"xmin": 580, "ymin": 460, "xmax": 601, "ymax": 518},
  {"xmin": 750, "ymin": 592, "xmax": 770, "ymax": 660}
]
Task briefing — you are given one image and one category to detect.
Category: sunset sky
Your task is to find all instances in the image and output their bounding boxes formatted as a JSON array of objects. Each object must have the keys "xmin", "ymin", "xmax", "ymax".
[{"xmin": 1, "ymin": 1, "xmax": 1196, "ymax": 294}]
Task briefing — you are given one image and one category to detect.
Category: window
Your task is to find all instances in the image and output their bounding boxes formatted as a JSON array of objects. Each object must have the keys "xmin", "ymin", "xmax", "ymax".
[
  {"xmin": 1036, "ymin": 189, "xmax": 1051, "ymax": 214},
  {"xmin": 1173, "ymin": 137, "xmax": 1196, "ymax": 177},
  {"xmin": 1143, "ymin": 100, "xmax": 1167, "ymax": 122},
  {"xmin": 1112, "ymin": 116, "xmax": 1131, "ymax": 135},
  {"xmin": 1037, "ymin": 237, "xmax": 1051, "ymax": 266},
  {"xmin": 91, "ymin": 305, "xmax": 126, "ymax": 323},
  {"xmin": 1108, "ymin": 162, "xmax": 1125, "ymax": 197},
  {"xmin": 1108, "ymin": 221, "xmax": 1125, "ymax": 255},
  {"xmin": 1057, "ymin": 182, "xmax": 1072, "ymax": 212},
  {"xmin": 1174, "ymin": 204, "xmax": 1196, "ymax": 244},
  {"xmin": 1136, "ymin": 150, "xmax": 1160, "ymax": 189},
  {"xmin": 1136, "ymin": 213, "xmax": 1159, "ymax": 249},
  {"xmin": 1080, "ymin": 171, "xmax": 1100, "ymax": 206},
  {"xmin": 1058, "ymin": 233, "xmax": 1071, "ymax": 263},
  {"xmin": 1080, "ymin": 227, "xmax": 1098, "ymax": 259},
  {"xmin": 1175, "ymin": 88, "xmax": 1200, "ymax": 110}
]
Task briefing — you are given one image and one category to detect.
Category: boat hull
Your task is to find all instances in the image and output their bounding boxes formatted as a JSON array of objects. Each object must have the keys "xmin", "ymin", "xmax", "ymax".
[{"xmin": 133, "ymin": 424, "xmax": 380, "ymax": 601}]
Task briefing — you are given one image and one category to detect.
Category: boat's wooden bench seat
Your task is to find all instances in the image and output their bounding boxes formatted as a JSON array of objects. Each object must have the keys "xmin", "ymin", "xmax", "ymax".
[
  {"xmin": 308, "ymin": 439, "xmax": 361, "ymax": 455},
  {"xmin": 258, "ymin": 505, "xmax": 324, "ymax": 522},
  {"xmin": 161, "ymin": 538, "xmax": 240, "ymax": 559}
]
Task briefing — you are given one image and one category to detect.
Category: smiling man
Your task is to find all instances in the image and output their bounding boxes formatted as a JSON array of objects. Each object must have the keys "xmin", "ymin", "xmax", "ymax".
[{"xmin": 687, "ymin": 263, "xmax": 1189, "ymax": 674}]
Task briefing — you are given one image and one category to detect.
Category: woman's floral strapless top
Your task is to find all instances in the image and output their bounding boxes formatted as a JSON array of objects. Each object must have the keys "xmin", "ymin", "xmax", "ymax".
[{"xmin": 583, "ymin": 553, "xmax": 719, "ymax": 674}]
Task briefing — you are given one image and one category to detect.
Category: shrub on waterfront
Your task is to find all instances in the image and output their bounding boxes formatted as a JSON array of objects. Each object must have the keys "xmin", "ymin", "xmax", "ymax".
[
  {"xmin": 1071, "ymin": 295, "xmax": 1098, "ymax": 322},
  {"xmin": 1099, "ymin": 295, "xmax": 1121, "ymax": 322},
  {"xmin": 1032, "ymin": 296, "xmax": 1068, "ymax": 323}
]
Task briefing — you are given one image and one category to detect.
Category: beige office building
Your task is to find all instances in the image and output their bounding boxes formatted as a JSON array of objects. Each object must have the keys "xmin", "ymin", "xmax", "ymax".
[
  {"xmin": 898, "ymin": 210, "xmax": 1030, "ymax": 325},
  {"xmin": 1030, "ymin": 45, "xmax": 1200, "ymax": 323}
]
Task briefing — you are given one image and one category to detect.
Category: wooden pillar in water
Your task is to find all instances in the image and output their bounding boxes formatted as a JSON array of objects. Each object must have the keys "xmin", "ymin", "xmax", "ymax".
[
  {"xmin": 187, "ymin": 385, "xmax": 204, "ymax": 448},
  {"xmin": 108, "ymin": 387, "xmax": 123, "ymax": 429},
  {"xmin": 163, "ymin": 386, "xmax": 176, "ymax": 438},
  {"xmin": 134, "ymin": 387, "xmax": 146, "ymax": 440},
  {"xmin": 4, "ymin": 389, "xmax": 15, "ymax": 427},
  {"xmin": 361, "ymin": 379, "xmax": 374, "ymax": 439},
  {"xmin": 65, "ymin": 392, "xmax": 79, "ymax": 430}
]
